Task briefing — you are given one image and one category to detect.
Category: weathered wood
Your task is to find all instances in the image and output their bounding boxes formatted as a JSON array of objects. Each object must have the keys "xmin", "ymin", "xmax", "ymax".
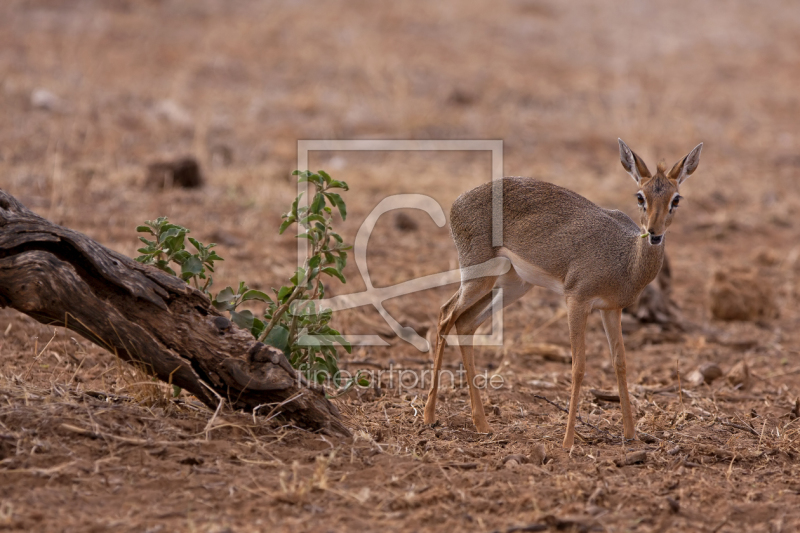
[{"xmin": 0, "ymin": 190, "xmax": 349, "ymax": 436}]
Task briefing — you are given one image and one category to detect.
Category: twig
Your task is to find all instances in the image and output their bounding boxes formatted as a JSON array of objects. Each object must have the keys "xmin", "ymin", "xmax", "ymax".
[
  {"xmin": 2, "ymin": 461, "xmax": 76, "ymax": 476},
  {"xmin": 60, "ymin": 423, "xmax": 208, "ymax": 447},
  {"xmin": 198, "ymin": 379, "xmax": 225, "ymax": 439},
  {"xmin": 719, "ymin": 419, "xmax": 759, "ymax": 436},
  {"xmin": 263, "ymin": 391, "xmax": 305, "ymax": 423},
  {"xmin": 676, "ymin": 356, "xmax": 685, "ymax": 412},
  {"xmin": 23, "ymin": 329, "xmax": 57, "ymax": 380}
]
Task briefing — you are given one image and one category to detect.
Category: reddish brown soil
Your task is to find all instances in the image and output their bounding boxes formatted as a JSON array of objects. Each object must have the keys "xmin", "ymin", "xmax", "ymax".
[{"xmin": 1, "ymin": 1, "xmax": 800, "ymax": 532}]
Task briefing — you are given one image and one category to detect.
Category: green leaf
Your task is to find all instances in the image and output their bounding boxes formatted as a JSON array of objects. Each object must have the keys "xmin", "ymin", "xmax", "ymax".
[
  {"xmin": 188, "ymin": 237, "xmax": 205, "ymax": 253},
  {"xmin": 180, "ymin": 256, "xmax": 203, "ymax": 277},
  {"xmin": 290, "ymin": 267, "xmax": 306, "ymax": 286},
  {"xmin": 299, "ymin": 214, "xmax": 325, "ymax": 225},
  {"xmin": 136, "ymin": 225, "xmax": 154, "ymax": 234},
  {"xmin": 264, "ymin": 325, "xmax": 290, "ymax": 353},
  {"xmin": 318, "ymin": 170, "xmax": 332, "ymax": 183},
  {"xmin": 297, "ymin": 334, "xmax": 321, "ymax": 347},
  {"xmin": 277, "ymin": 286, "xmax": 293, "ymax": 301},
  {"xmin": 158, "ymin": 227, "xmax": 181, "ymax": 244},
  {"xmin": 322, "ymin": 267, "xmax": 346, "ymax": 283},
  {"xmin": 335, "ymin": 251, "xmax": 347, "ymax": 272},
  {"xmin": 334, "ymin": 335, "xmax": 352, "ymax": 353},
  {"xmin": 242, "ymin": 289, "xmax": 272, "ymax": 304},
  {"xmin": 213, "ymin": 300, "xmax": 232, "ymax": 312},
  {"xmin": 308, "ymin": 255, "xmax": 321, "ymax": 269},
  {"xmin": 172, "ymin": 250, "xmax": 191, "ymax": 263},
  {"xmin": 250, "ymin": 317, "xmax": 265, "ymax": 338},
  {"xmin": 309, "ymin": 193, "xmax": 325, "ymax": 214},
  {"xmin": 231, "ymin": 310, "xmax": 255, "ymax": 330},
  {"xmin": 216, "ymin": 287, "xmax": 236, "ymax": 303},
  {"xmin": 279, "ymin": 217, "xmax": 295, "ymax": 234},
  {"xmin": 290, "ymin": 195, "xmax": 301, "ymax": 218},
  {"xmin": 325, "ymin": 192, "xmax": 347, "ymax": 220}
]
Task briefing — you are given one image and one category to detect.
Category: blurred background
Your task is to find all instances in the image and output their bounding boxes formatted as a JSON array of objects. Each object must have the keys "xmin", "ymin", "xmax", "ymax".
[
  {"xmin": 1, "ymin": 0, "xmax": 798, "ymax": 359},
  {"xmin": 2, "ymin": 1, "xmax": 800, "ymax": 530}
]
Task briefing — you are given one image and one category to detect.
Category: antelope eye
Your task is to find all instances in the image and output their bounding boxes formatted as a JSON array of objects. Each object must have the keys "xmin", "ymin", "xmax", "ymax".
[
  {"xmin": 672, "ymin": 196, "xmax": 681, "ymax": 208},
  {"xmin": 636, "ymin": 194, "xmax": 645, "ymax": 206}
]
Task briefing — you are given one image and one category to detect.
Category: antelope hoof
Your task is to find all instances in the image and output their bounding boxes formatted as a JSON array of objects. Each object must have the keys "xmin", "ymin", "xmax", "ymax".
[{"xmin": 473, "ymin": 418, "xmax": 492, "ymax": 434}]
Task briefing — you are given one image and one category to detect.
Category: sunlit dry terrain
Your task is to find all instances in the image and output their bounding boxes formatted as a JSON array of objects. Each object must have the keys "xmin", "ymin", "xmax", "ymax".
[{"xmin": 1, "ymin": 0, "xmax": 800, "ymax": 531}]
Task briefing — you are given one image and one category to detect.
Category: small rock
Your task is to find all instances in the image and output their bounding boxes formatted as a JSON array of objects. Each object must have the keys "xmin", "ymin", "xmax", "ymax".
[
  {"xmin": 209, "ymin": 144, "xmax": 234, "ymax": 167},
  {"xmin": 590, "ymin": 389, "xmax": 620, "ymax": 402},
  {"xmin": 524, "ymin": 342, "xmax": 571, "ymax": 363},
  {"xmin": 687, "ymin": 362, "xmax": 724, "ymax": 386},
  {"xmin": 31, "ymin": 88, "xmax": 60, "ymax": 111},
  {"xmin": 146, "ymin": 156, "xmax": 203, "ymax": 189},
  {"xmin": 447, "ymin": 88, "xmax": 476, "ymax": 106},
  {"xmin": 502, "ymin": 454, "xmax": 527, "ymax": 466},
  {"xmin": 207, "ymin": 229, "xmax": 243, "ymax": 247},
  {"xmin": 529, "ymin": 443, "xmax": 547, "ymax": 465},
  {"xmin": 212, "ymin": 316, "xmax": 231, "ymax": 332},
  {"xmin": 615, "ymin": 450, "xmax": 647, "ymax": 467},
  {"xmin": 753, "ymin": 247, "xmax": 780, "ymax": 267},
  {"xmin": 727, "ymin": 360, "xmax": 751, "ymax": 390},
  {"xmin": 666, "ymin": 497, "xmax": 680, "ymax": 513},
  {"xmin": 709, "ymin": 267, "xmax": 778, "ymax": 321},
  {"xmin": 504, "ymin": 459, "xmax": 519, "ymax": 470},
  {"xmin": 394, "ymin": 212, "xmax": 418, "ymax": 232},
  {"xmin": 154, "ymin": 99, "xmax": 193, "ymax": 127}
]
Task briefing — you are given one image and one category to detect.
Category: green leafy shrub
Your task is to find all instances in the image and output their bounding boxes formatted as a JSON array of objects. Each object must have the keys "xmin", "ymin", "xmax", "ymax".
[
  {"xmin": 134, "ymin": 170, "xmax": 355, "ymax": 389},
  {"xmin": 135, "ymin": 217, "xmax": 223, "ymax": 292}
]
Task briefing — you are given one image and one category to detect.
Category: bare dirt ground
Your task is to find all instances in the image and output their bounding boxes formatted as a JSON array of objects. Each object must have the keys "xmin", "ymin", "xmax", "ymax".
[{"xmin": 2, "ymin": 0, "xmax": 800, "ymax": 531}]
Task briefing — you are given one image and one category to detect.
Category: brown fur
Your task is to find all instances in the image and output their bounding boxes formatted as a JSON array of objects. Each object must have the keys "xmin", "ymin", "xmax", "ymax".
[{"xmin": 423, "ymin": 139, "xmax": 703, "ymax": 448}]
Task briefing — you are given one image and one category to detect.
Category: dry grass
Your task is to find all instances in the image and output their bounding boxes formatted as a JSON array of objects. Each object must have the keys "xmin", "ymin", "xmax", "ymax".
[{"xmin": 1, "ymin": 0, "xmax": 800, "ymax": 531}]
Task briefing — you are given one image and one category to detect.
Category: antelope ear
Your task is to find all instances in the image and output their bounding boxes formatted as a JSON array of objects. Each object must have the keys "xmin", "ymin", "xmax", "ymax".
[
  {"xmin": 667, "ymin": 142, "xmax": 703, "ymax": 184},
  {"xmin": 618, "ymin": 138, "xmax": 652, "ymax": 184}
]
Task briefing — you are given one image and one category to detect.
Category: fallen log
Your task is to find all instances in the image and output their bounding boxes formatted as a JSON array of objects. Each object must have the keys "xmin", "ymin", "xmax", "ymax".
[{"xmin": 0, "ymin": 190, "xmax": 349, "ymax": 436}]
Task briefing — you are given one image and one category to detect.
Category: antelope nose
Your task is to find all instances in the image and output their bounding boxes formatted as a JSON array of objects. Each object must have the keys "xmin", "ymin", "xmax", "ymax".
[{"xmin": 649, "ymin": 233, "xmax": 663, "ymax": 245}]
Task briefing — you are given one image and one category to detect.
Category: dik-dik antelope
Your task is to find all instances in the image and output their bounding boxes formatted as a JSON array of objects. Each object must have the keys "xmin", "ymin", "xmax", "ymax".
[{"xmin": 423, "ymin": 139, "xmax": 703, "ymax": 448}]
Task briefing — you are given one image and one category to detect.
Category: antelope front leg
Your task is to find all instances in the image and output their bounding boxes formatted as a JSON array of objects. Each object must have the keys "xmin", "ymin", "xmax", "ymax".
[
  {"xmin": 459, "ymin": 340, "xmax": 491, "ymax": 433},
  {"xmin": 424, "ymin": 296, "xmax": 459, "ymax": 425},
  {"xmin": 600, "ymin": 308, "xmax": 636, "ymax": 440},
  {"xmin": 423, "ymin": 329, "xmax": 446, "ymax": 424},
  {"xmin": 563, "ymin": 299, "xmax": 589, "ymax": 449}
]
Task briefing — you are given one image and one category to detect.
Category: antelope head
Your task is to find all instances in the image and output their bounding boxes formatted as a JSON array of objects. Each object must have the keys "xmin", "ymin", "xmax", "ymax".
[{"xmin": 618, "ymin": 139, "xmax": 703, "ymax": 246}]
